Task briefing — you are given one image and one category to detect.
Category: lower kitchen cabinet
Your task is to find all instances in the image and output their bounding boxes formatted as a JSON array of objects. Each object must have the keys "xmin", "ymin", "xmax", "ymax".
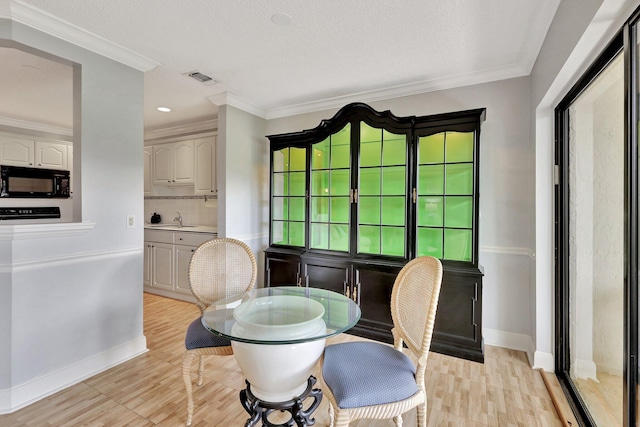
[
  {"xmin": 265, "ymin": 247, "xmax": 484, "ymax": 362},
  {"xmin": 144, "ymin": 229, "xmax": 216, "ymax": 302}
]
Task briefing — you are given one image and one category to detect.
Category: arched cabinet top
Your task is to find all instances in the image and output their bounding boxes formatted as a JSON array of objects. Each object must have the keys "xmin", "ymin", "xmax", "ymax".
[{"xmin": 267, "ymin": 102, "xmax": 486, "ymax": 149}]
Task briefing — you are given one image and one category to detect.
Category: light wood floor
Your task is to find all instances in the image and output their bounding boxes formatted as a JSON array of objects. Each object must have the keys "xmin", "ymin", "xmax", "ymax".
[{"xmin": 0, "ymin": 293, "xmax": 563, "ymax": 426}]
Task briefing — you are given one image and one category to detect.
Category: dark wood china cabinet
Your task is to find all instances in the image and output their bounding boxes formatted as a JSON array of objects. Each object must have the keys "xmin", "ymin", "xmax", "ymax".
[{"xmin": 265, "ymin": 103, "xmax": 486, "ymax": 362}]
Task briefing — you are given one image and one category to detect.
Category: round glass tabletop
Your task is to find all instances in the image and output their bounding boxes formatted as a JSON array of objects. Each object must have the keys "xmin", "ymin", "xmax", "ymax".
[{"xmin": 201, "ymin": 286, "xmax": 361, "ymax": 345}]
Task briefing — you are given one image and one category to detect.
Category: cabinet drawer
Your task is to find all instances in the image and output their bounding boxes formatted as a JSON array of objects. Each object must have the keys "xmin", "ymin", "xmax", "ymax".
[
  {"xmin": 144, "ymin": 230, "xmax": 174, "ymax": 244},
  {"xmin": 175, "ymin": 232, "xmax": 215, "ymax": 247}
]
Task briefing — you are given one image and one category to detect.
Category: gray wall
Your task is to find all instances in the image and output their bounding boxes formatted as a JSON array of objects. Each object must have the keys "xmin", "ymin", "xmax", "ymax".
[{"xmin": 0, "ymin": 18, "xmax": 145, "ymax": 411}]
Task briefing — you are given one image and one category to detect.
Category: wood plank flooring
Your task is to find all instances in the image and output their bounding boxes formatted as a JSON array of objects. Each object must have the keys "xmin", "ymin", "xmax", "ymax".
[{"xmin": 0, "ymin": 293, "xmax": 563, "ymax": 426}]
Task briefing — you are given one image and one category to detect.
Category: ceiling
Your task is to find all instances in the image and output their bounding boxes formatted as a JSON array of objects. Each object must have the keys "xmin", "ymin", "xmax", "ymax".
[{"xmin": 0, "ymin": 0, "xmax": 561, "ymax": 133}]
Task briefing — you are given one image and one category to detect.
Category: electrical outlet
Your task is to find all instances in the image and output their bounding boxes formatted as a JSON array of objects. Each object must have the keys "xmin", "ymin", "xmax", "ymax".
[{"xmin": 127, "ymin": 215, "xmax": 135, "ymax": 228}]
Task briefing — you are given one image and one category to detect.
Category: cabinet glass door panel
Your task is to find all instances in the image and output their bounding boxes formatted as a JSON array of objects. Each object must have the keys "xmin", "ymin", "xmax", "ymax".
[
  {"xmin": 271, "ymin": 147, "xmax": 306, "ymax": 247},
  {"xmin": 310, "ymin": 123, "xmax": 351, "ymax": 252},
  {"xmin": 357, "ymin": 123, "xmax": 407, "ymax": 256},
  {"xmin": 417, "ymin": 131, "xmax": 475, "ymax": 261}
]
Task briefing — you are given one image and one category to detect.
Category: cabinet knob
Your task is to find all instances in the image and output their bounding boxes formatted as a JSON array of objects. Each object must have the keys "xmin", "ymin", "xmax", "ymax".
[{"xmin": 179, "ymin": 237, "xmax": 183, "ymax": 240}]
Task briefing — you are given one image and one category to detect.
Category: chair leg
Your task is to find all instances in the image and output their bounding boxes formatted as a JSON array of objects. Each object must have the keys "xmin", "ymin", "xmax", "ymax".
[
  {"xmin": 182, "ymin": 350, "xmax": 196, "ymax": 427},
  {"xmin": 333, "ymin": 408, "xmax": 351, "ymax": 427},
  {"xmin": 197, "ymin": 354, "xmax": 205, "ymax": 386},
  {"xmin": 393, "ymin": 414, "xmax": 403, "ymax": 426},
  {"xmin": 416, "ymin": 402, "xmax": 427, "ymax": 427}
]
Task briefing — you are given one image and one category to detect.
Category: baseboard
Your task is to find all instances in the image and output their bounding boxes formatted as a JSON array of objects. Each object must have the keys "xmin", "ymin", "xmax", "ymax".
[
  {"xmin": 0, "ymin": 336, "xmax": 147, "ymax": 414},
  {"xmin": 483, "ymin": 328, "xmax": 531, "ymax": 352},
  {"xmin": 532, "ymin": 350, "xmax": 555, "ymax": 372}
]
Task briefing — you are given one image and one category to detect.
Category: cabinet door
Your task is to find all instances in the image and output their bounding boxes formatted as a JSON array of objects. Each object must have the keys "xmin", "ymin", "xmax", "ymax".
[
  {"xmin": 151, "ymin": 243, "xmax": 174, "ymax": 290},
  {"xmin": 173, "ymin": 140, "xmax": 194, "ymax": 184},
  {"xmin": 143, "ymin": 241, "xmax": 152, "ymax": 287},
  {"xmin": 143, "ymin": 147, "xmax": 153, "ymax": 195},
  {"xmin": 302, "ymin": 257, "xmax": 350, "ymax": 295},
  {"xmin": 175, "ymin": 244, "xmax": 196, "ymax": 294},
  {"xmin": 35, "ymin": 141, "xmax": 68, "ymax": 169},
  {"xmin": 153, "ymin": 143, "xmax": 173, "ymax": 185},
  {"xmin": 352, "ymin": 263, "xmax": 401, "ymax": 343},
  {"xmin": 194, "ymin": 137, "xmax": 215, "ymax": 195},
  {"xmin": 1, "ymin": 137, "xmax": 34, "ymax": 166},
  {"xmin": 265, "ymin": 252, "xmax": 301, "ymax": 287}
]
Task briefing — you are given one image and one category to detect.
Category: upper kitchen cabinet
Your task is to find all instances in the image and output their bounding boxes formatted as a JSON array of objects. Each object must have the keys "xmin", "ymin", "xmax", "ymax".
[
  {"xmin": 153, "ymin": 140, "xmax": 194, "ymax": 185},
  {"xmin": 193, "ymin": 136, "xmax": 216, "ymax": 195},
  {"xmin": 0, "ymin": 134, "xmax": 69, "ymax": 170},
  {"xmin": 144, "ymin": 147, "xmax": 153, "ymax": 196}
]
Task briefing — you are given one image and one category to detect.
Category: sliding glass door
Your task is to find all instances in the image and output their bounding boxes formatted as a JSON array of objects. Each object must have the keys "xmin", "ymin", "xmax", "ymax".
[{"xmin": 556, "ymin": 9, "xmax": 640, "ymax": 426}]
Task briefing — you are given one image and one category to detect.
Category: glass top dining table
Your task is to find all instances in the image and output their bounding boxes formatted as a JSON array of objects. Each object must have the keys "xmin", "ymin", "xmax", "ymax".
[{"xmin": 201, "ymin": 286, "xmax": 361, "ymax": 345}]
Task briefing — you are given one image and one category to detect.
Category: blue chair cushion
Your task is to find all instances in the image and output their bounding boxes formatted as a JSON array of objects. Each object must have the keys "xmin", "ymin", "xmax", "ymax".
[
  {"xmin": 185, "ymin": 318, "xmax": 231, "ymax": 350},
  {"xmin": 322, "ymin": 341, "xmax": 419, "ymax": 409}
]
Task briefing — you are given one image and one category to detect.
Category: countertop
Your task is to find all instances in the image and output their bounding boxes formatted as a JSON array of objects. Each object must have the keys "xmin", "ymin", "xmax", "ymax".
[{"xmin": 144, "ymin": 224, "xmax": 217, "ymax": 233}]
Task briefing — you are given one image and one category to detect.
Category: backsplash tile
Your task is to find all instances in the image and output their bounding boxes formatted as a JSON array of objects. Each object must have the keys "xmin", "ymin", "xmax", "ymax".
[{"xmin": 144, "ymin": 196, "xmax": 217, "ymax": 227}]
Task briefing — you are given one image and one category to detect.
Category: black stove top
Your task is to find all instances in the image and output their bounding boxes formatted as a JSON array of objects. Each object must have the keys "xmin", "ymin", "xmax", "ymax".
[{"xmin": 0, "ymin": 207, "xmax": 61, "ymax": 220}]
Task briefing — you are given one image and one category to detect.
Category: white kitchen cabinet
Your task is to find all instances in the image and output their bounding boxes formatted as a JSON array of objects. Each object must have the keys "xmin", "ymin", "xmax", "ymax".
[
  {"xmin": 153, "ymin": 140, "xmax": 194, "ymax": 185},
  {"xmin": 144, "ymin": 229, "xmax": 216, "ymax": 301},
  {"xmin": 143, "ymin": 146, "xmax": 153, "ymax": 195},
  {"xmin": 35, "ymin": 141, "xmax": 68, "ymax": 169},
  {"xmin": 0, "ymin": 135, "xmax": 69, "ymax": 170},
  {"xmin": 0, "ymin": 136, "xmax": 34, "ymax": 166},
  {"xmin": 194, "ymin": 136, "xmax": 216, "ymax": 195}
]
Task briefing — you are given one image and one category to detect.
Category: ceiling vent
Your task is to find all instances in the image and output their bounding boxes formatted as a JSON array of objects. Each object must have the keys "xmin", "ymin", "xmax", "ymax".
[{"xmin": 184, "ymin": 70, "xmax": 217, "ymax": 86}]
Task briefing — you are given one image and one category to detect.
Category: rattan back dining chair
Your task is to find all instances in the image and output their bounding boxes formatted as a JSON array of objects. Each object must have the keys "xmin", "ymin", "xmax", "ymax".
[
  {"xmin": 181, "ymin": 237, "xmax": 257, "ymax": 427},
  {"xmin": 321, "ymin": 256, "xmax": 443, "ymax": 427}
]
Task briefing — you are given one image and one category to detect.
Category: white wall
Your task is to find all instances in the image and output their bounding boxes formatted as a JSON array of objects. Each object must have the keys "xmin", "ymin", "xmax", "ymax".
[
  {"xmin": 267, "ymin": 77, "xmax": 534, "ymax": 349},
  {"xmin": 0, "ymin": 17, "xmax": 146, "ymax": 412},
  {"xmin": 217, "ymin": 104, "xmax": 269, "ymax": 286}
]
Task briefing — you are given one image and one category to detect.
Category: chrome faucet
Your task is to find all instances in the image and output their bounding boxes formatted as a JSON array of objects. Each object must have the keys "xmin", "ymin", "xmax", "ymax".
[{"xmin": 174, "ymin": 211, "xmax": 183, "ymax": 228}]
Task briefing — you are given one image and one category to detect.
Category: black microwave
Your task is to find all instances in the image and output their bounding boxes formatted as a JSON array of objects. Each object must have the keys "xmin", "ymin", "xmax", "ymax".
[{"xmin": 0, "ymin": 165, "xmax": 70, "ymax": 198}]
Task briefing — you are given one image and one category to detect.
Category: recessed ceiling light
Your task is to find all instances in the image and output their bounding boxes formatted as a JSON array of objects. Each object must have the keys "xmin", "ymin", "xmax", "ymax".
[
  {"xmin": 157, "ymin": 106, "xmax": 171, "ymax": 112},
  {"xmin": 271, "ymin": 13, "xmax": 292, "ymax": 26}
]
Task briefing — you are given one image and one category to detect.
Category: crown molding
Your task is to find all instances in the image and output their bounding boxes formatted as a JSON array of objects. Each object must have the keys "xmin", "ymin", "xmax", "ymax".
[
  {"xmin": 263, "ymin": 62, "xmax": 529, "ymax": 120},
  {"xmin": 208, "ymin": 92, "xmax": 267, "ymax": 119},
  {"xmin": 8, "ymin": 0, "xmax": 160, "ymax": 72},
  {"xmin": 144, "ymin": 119, "xmax": 218, "ymax": 141},
  {"xmin": 0, "ymin": 115, "xmax": 72, "ymax": 136}
]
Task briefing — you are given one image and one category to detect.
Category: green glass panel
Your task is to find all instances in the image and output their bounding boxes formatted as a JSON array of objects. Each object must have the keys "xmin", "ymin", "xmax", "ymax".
[
  {"xmin": 445, "ymin": 196, "xmax": 473, "ymax": 228},
  {"xmin": 330, "ymin": 197, "xmax": 350, "ymax": 223},
  {"xmin": 312, "ymin": 138, "xmax": 330, "ymax": 170},
  {"xmin": 289, "ymin": 222, "xmax": 305, "ymax": 247},
  {"xmin": 381, "ymin": 227, "xmax": 405, "ymax": 256},
  {"xmin": 417, "ymin": 196, "xmax": 443, "ymax": 227},
  {"xmin": 272, "ymin": 197, "xmax": 288, "ymax": 221},
  {"xmin": 418, "ymin": 165, "xmax": 444, "ymax": 195},
  {"xmin": 272, "ymin": 221, "xmax": 288, "ymax": 245},
  {"xmin": 311, "ymin": 197, "xmax": 329, "ymax": 222},
  {"xmin": 419, "ymin": 133, "xmax": 445, "ymax": 164},
  {"xmin": 273, "ymin": 148, "xmax": 289, "ymax": 172},
  {"xmin": 272, "ymin": 172, "xmax": 289, "ymax": 196},
  {"xmin": 289, "ymin": 147, "xmax": 306, "ymax": 171},
  {"xmin": 359, "ymin": 168, "xmax": 380, "ymax": 195},
  {"xmin": 311, "ymin": 170, "xmax": 328, "ymax": 196},
  {"xmin": 332, "ymin": 123, "xmax": 351, "ymax": 147},
  {"xmin": 444, "ymin": 229, "xmax": 472, "ymax": 261},
  {"xmin": 330, "ymin": 169, "xmax": 350, "ymax": 196},
  {"xmin": 359, "ymin": 225, "xmax": 380, "ymax": 254},
  {"xmin": 360, "ymin": 123, "xmax": 382, "ymax": 167},
  {"xmin": 417, "ymin": 227, "xmax": 443, "ymax": 258},
  {"xmin": 360, "ymin": 122, "xmax": 381, "ymax": 143},
  {"xmin": 382, "ymin": 131, "xmax": 406, "ymax": 166},
  {"xmin": 289, "ymin": 172, "xmax": 306, "ymax": 196},
  {"xmin": 359, "ymin": 196, "xmax": 380, "ymax": 225},
  {"xmin": 330, "ymin": 224, "xmax": 349, "ymax": 252},
  {"xmin": 445, "ymin": 131, "xmax": 474, "ymax": 163},
  {"xmin": 382, "ymin": 166, "xmax": 405, "ymax": 195},
  {"xmin": 289, "ymin": 197, "xmax": 305, "ymax": 221},
  {"xmin": 381, "ymin": 196, "xmax": 405, "ymax": 226},
  {"xmin": 311, "ymin": 223, "xmax": 329, "ymax": 249},
  {"xmin": 445, "ymin": 164, "xmax": 473, "ymax": 195},
  {"xmin": 332, "ymin": 143, "xmax": 350, "ymax": 169}
]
